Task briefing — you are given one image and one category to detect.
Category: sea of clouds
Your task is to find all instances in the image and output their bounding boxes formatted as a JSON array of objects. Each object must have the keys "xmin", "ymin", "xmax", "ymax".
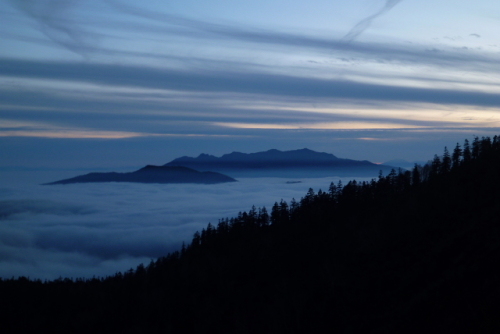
[{"xmin": 0, "ymin": 170, "xmax": 374, "ymax": 280}]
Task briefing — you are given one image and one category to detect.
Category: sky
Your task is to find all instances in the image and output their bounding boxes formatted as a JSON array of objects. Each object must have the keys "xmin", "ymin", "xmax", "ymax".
[
  {"xmin": 1, "ymin": 0, "xmax": 500, "ymax": 280},
  {"xmin": 1, "ymin": 0, "xmax": 500, "ymax": 169}
]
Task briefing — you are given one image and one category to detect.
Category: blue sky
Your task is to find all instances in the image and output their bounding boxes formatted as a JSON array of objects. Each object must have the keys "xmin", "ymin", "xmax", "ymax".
[{"xmin": 1, "ymin": 0, "xmax": 500, "ymax": 168}]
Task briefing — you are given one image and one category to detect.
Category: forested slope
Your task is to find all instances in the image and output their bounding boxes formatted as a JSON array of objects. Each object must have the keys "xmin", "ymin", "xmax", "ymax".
[{"xmin": 2, "ymin": 136, "xmax": 500, "ymax": 333}]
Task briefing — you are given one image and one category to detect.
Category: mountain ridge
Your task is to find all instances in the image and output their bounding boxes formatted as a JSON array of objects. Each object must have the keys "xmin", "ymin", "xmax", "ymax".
[{"xmin": 166, "ymin": 148, "xmax": 393, "ymax": 177}]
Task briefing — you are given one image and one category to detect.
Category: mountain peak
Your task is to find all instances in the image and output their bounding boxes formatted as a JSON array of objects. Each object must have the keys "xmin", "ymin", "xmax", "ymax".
[{"xmin": 195, "ymin": 153, "xmax": 218, "ymax": 160}]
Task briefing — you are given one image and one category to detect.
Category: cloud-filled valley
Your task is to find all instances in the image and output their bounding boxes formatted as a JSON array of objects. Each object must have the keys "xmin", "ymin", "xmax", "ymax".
[{"xmin": 0, "ymin": 171, "xmax": 372, "ymax": 280}]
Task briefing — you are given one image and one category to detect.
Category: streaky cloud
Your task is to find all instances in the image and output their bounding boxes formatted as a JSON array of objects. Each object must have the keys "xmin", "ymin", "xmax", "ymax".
[
  {"xmin": 342, "ymin": 0, "xmax": 403, "ymax": 42},
  {"xmin": 7, "ymin": 0, "xmax": 96, "ymax": 58},
  {"xmin": 3, "ymin": 1, "xmax": 495, "ymax": 74},
  {"xmin": 2, "ymin": 58, "xmax": 500, "ymax": 108}
]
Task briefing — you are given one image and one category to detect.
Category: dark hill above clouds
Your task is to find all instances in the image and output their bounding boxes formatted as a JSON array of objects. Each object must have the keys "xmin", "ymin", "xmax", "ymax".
[
  {"xmin": 44, "ymin": 165, "xmax": 236, "ymax": 185},
  {"xmin": 166, "ymin": 148, "xmax": 394, "ymax": 177}
]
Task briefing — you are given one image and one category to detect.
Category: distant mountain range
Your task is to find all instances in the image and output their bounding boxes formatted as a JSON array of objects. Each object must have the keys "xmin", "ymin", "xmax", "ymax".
[
  {"xmin": 166, "ymin": 148, "xmax": 395, "ymax": 177},
  {"xmin": 45, "ymin": 148, "xmax": 398, "ymax": 185},
  {"xmin": 44, "ymin": 165, "xmax": 236, "ymax": 185}
]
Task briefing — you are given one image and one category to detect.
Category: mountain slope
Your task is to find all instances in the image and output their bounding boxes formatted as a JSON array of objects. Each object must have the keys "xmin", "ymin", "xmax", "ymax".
[
  {"xmin": 44, "ymin": 165, "xmax": 236, "ymax": 185},
  {"xmin": 3, "ymin": 136, "xmax": 500, "ymax": 333}
]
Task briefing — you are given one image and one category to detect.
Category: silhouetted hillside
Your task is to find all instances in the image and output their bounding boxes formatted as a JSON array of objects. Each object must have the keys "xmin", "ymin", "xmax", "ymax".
[
  {"xmin": 44, "ymin": 165, "xmax": 237, "ymax": 185},
  {"xmin": 166, "ymin": 148, "xmax": 394, "ymax": 177},
  {"xmin": 3, "ymin": 136, "xmax": 500, "ymax": 333}
]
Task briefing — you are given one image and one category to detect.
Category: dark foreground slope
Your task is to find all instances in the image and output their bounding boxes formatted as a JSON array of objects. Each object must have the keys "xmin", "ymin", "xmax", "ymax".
[
  {"xmin": 166, "ymin": 148, "xmax": 394, "ymax": 177},
  {"xmin": 2, "ymin": 137, "xmax": 500, "ymax": 333},
  {"xmin": 44, "ymin": 165, "xmax": 236, "ymax": 185}
]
